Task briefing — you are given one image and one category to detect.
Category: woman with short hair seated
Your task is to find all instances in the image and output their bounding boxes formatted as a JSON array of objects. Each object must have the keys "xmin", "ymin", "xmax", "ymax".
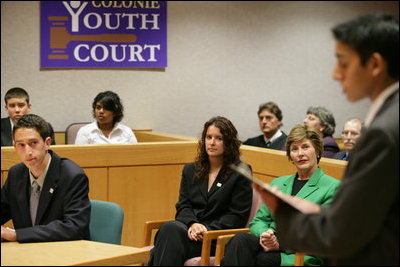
[{"xmin": 221, "ymin": 124, "xmax": 341, "ymax": 266}]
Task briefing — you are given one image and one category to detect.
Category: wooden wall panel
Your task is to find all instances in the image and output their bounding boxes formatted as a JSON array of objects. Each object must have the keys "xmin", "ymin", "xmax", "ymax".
[
  {"xmin": 253, "ymin": 173, "xmax": 275, "ymax": 183},
  {"xmin": 0, "ymin": 142, "xmax": 197, "ymax": 170},
  {"xmin": 84, "ymin": 168, "xmax": 108, "ymax": 201},
  {"xmin": 134, "ymin": 130, "xmax": 197, "ymax": 142},
  {"xmin": 54, "ymin": 132, "xmax": 65, "ymax": 145},
  {"xmin": 2, "ymin": 171, "xmax": 8, "ymax": 186},
  {"xmin": 108, "ymin": 165, "xmax": 183, "ymax": 247}
]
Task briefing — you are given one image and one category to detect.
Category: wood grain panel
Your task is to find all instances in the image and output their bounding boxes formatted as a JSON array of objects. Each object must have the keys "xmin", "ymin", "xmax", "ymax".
[
  {"xmin": 54, "ymin": 132, "xmax": 65, "ymax": 145},
  {"xmin": 134, "ymin": 130, "xmax": 197, "ymax": 142},
  {"xmin": 1, "ymin": 171, "xmax": 8, "ymax": 186},
  {"xmin": 1, "ymin": 141, "xmax": 198, "ymax": 170},
  {"xmin": 108, "ymin": 165, "xmax": 183, "ymax": 247},
  {"xmin": 84, "ymin": 168, "xmax": 108, "ymax": 201},
  {"xmin": 54, "ymin": 129, "xmax": 197, "ymax": 145}
]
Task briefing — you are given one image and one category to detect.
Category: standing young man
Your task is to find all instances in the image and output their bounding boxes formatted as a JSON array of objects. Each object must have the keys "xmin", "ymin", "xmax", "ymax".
[{"xmin": 255, "ymin": 13, "xmax": 398, "ymax": 265}]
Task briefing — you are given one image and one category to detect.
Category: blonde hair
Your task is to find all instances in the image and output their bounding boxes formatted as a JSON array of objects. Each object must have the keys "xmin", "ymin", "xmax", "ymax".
[{"xmin": 285, "ymin": 124, "xmax": 324, "ymax": 163}]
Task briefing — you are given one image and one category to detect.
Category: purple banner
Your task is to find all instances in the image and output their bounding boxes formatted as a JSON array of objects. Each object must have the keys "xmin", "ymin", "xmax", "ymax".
[{"xmin": 40, "ymin": 1, "xmax": 167, "ymax": 68}]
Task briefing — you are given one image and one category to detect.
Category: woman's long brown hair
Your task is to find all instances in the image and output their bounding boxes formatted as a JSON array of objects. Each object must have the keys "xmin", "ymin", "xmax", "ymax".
[{"xmin": 194, "ymin": 116, "xmax": 241, "ymax": 181}]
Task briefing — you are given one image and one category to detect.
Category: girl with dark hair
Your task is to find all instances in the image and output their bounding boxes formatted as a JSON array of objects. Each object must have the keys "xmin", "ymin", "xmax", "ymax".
[
  {"xmin": 149, "ymin": 116, "xmax": 252, "ymax": 266},
  {"xmin": 75, "ymin": 91, "xmax": 137, "ymax": 144}
]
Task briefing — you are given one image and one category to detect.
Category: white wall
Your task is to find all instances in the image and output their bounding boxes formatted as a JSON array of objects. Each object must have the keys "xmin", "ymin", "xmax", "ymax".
[{"xmin": 1, "ymin": 1, "xmax": 398, "ymax": 140}]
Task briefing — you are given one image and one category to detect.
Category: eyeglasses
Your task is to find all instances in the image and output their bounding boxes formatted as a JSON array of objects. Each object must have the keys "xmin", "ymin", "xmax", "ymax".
[{"xmin": 341, "ymin": 131, "xmax": 359, "ymax": 137}]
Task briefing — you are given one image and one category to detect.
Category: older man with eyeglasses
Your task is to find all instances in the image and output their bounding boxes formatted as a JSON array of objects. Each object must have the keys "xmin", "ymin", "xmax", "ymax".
[{"xmin": 333, "ymin": 118, "xmax": 364, "ymax": 161}]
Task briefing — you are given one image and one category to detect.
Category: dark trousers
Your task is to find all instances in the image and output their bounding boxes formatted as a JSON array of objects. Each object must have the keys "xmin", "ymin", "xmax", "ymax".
[
  {"xmin": 221, "ymin": 232, "xmax": 281, "ymax": 266},
  {"xmin": 148, "ymin": 220, "xmax": 205, "ymax": 266}
]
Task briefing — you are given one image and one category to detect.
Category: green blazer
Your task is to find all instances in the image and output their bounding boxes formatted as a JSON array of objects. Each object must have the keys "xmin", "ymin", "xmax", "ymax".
[{"xmin": 249, "ymin": 167, "xmax": 341, "ymax": 266}]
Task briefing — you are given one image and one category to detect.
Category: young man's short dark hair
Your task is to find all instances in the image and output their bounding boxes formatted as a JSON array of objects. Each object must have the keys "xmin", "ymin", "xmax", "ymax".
[
  {"xmin": 13, "ymin": 114, "xmax": 52, "ymax": 142},
  {"xmin": 332, "ymin": 13, "xmax": 399, "ymax": 79},
  {"xmin": 4, "ymin": 87, "xmax": 30, "ymax": 104}
]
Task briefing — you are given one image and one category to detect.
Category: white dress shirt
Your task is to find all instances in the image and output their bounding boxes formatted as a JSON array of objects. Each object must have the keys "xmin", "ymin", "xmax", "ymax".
[
  {"xmin": 263, "ymin": 129, "xmax": 283, "ymax": 144},
  {"xmin": 74, "ymin": 121, "xmax": 138, "ymax": 144},
  {"xmin": 364, "ymin": 82, "xmax": 399, "ymax": 127}
]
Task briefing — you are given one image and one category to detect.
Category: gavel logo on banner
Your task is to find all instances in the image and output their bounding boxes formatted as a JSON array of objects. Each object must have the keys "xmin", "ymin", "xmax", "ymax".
[{"xmin": 48, "ymin": 16, "xmax": 137, "ymax": 60}]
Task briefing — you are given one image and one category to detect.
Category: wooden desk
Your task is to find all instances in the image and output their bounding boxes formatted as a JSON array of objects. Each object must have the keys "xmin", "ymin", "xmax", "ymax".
[{"xmin": 1, "ymin": 240, "xmax": 150, "ymax": 266}]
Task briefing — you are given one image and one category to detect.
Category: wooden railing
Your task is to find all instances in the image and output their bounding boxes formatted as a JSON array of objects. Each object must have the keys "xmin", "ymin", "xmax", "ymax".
[
  {"xmin": 52, "ymin": 129, "xmax": 197, "ymax": 145},
  {"xmin": 55, "ymin": 130, "xmax": 344, "ymax": 149}
]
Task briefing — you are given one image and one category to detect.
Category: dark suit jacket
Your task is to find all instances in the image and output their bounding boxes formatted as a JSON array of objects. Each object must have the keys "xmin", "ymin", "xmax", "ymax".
[
  {"xmin": 322, "ymin": 135, "xmax": 340, "ymax": 158},
  {"xmin": 275, "ymin": 90, "xmax": 399, "ymax": 265},
  {"xmin": 1, "ymin": 150, "xmax": 90, "ymax": 243},
  {"xmin": 333, "ymin": 150, "xmax": 348, "ymax": 161},
  {"xmin": 243, "ymin": 132, "xmax": 287, "ymax": 151},
  {"xmin": 1, "ymin": 117, "xmax": 56, "ymax": 146},
  {"xmin": 1, "ymin": 117, "xmax": 13, "ymax": 146},
  {"xmin": 175, "ymin": 163, "xmax": 252, "ymax": 230}
]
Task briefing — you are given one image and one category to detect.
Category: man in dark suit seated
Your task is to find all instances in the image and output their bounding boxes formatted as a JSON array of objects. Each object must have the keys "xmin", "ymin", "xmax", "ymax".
[
  {"xmin": 243, "ymin": 102, "xmax": 287, "ymax": 151},
  {"xmin": 1, "ymin": 114, "xmax": 90, "ymax": 242},
  {"xmin": 1, "ymin": 87, "xmax": 55, "ymax": 147},
  {"xmin": 333, "ymin": 118, "xmax": 364, "ymax": 161}
]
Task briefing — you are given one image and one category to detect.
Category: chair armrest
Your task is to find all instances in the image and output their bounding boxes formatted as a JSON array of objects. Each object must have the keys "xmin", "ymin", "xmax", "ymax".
[
  {"xmin": 213, "ymin": 234, "xmax": 236, "ymax": 266},
  {"xmin": 213, "ymin": 233, "xmax": 304, "ymax": 266},
  {"xmin": 200, "ymin": 228, "xmax": 250, "ymax": 266},
  {"xmin": 143, "ymin": 219, "xmax": 171, "ymax": 247},
  {"xmin": 294, "ymin": 252, "xmax": 305, "ymax": 266}
]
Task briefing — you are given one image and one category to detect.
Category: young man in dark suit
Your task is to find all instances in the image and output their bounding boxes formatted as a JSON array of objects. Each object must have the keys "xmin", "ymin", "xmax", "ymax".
[
  {"xmin": 254, "ymin": 13, "xmax": 399, "ymax": 265},
  {"xmin": 1, "ymin": 87, "xmax": 55, "ymax": 147},
  {"xmin": 243, "ymin": 102, "xmax": 287, "ymax": 151},
  {"xmin": 1, "ymin": 88, "xmax": 31, "ymax": 146},
  {"xmin": 1, "ymin": 114, "xmax": 90, "ymax": 242}
]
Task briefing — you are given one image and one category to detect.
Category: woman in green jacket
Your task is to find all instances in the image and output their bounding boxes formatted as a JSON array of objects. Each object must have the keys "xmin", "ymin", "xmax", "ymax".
[{"xmin": 222, "ymin": 124, "xmax": 341, "ymax": 266}]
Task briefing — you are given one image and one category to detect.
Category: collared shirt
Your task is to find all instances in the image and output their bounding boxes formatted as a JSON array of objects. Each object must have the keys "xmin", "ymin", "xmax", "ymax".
[
  {"xmin": 263, "ymin": 129, "xmax": 283, "ymax": 145},
  {"xmin": 364, "ymin": 82, "xmax": 399, "ymax": 127},
  {"xmin": 29, "ymin": 153, "xmax": 52, "ymax": 190},
  {"xmin": 9, "ymin": 118, "xmax": 14, "ymax": 130},
  {"xmin": 9, "ymin": 118, "xmax": 14, "ymax": 143},
  {"xmin": 75, "ymin": 121, "xmax": 138, "ymax": 144}
]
